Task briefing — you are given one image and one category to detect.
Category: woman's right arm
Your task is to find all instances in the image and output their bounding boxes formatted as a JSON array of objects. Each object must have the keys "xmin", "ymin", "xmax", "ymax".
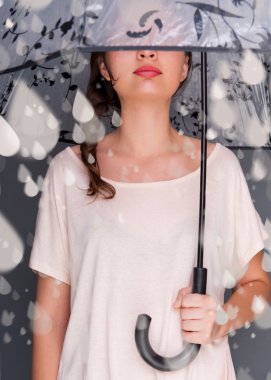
[{"xmin": 32, "ymin": 275, "xmax": 71, "ymax": 380}]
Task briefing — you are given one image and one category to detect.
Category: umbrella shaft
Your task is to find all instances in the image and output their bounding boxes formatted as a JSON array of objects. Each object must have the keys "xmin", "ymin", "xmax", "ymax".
[{"xmin": 197, "ymin": 52, "xmax": 208, "ymax": 268}]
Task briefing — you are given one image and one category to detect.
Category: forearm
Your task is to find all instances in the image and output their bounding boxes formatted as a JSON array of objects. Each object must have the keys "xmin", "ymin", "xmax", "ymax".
[
  {"xmin": 32, "ymin": 324, "xmax": 67, "ymax": 380},
  {"xmin": 215, "ymin": 280, "xmax": 271, "ymax": 339}
]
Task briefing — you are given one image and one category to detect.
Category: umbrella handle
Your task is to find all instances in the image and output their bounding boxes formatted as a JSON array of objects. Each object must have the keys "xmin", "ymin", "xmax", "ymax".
[{"xmin": 135, "ymin": 266, "xmax": 207, "ymax": 372}]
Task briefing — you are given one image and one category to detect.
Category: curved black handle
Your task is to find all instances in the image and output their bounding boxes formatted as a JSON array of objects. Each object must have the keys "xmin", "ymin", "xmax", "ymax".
[{"xmin": 135, "ymin": 267, "xmax": 207, "ymax": 372}]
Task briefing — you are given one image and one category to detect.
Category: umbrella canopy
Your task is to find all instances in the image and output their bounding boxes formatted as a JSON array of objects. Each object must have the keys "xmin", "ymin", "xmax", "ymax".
[{"xmin": 1, "ymin": 0, "xmax": 271, "ymax": 75}]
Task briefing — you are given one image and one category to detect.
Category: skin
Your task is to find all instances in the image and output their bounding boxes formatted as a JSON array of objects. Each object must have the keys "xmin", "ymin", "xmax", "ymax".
[{"xmin": 97, "ymin": 50, "xmax": 215, "ymax": 182}]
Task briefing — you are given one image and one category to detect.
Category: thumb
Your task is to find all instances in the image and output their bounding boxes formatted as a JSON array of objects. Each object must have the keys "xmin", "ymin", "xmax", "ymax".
[{"xmin": 172, "ymin": 286, "xmax": 192, "ymax": 308}]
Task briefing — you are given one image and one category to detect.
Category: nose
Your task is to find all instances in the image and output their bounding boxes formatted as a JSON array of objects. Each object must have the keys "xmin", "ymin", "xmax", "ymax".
[{"xmin": 137, "ymin": 50, "xmax": 157, "ymax": 60}]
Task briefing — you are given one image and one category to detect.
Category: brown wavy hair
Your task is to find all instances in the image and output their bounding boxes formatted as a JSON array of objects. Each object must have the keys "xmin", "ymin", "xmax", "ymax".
[{"xmin": 79, "ymin": 51, "xmax": 192, "ymax": 201}]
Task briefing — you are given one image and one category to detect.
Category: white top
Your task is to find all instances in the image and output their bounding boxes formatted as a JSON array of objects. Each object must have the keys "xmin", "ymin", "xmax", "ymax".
[{"xmin": 28, "ymin": 142, "xmax": 269, "ymax": 380}]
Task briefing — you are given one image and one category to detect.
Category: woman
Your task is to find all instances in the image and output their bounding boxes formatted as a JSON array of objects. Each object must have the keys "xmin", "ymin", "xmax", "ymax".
[{"xmin": 29, "ymin": 50, "xmax": 271, "ymax": 379}]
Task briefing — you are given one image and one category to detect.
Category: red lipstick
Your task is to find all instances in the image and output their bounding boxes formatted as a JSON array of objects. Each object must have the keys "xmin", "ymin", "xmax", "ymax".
[{"xmin": 133, "ymin": 65, "xmax": 162, "ymax": 78}]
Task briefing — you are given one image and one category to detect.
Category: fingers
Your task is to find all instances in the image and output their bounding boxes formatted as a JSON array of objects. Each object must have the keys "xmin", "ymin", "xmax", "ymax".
[
  {"xmin": 177, "ymin": 293, "xmax": 217, "ymax": 309},
  {"xmin": 180, "ymin": 306, "xmax": 206, "ymax": 320},
  {"xmin": 172, "ymin": 286, "xmax": 192, "ymax": 308},
  {"xmin": 172, "ymin": 289, "xmax": 218, "ymax": 344}
]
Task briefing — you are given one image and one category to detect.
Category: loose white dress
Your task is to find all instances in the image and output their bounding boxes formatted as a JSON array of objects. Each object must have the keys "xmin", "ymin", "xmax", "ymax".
[{"xmin": 28, "ymin": 142, "xmax": 269, "ymax": 380}]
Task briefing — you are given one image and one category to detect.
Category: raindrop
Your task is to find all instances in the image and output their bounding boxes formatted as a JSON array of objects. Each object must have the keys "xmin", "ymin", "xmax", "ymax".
[
  {"xmin": 72, "ymin": 124, "xmax": 86, "ymax": 144},
  {"xmin": 18, "ymin": 164, "xmax": 31, "ymax": 183},
  {"xmin": 251, "ymin": 332, "xmax": 256, "ymax": 339},
  {"xmin": 262, "ymin": 251, "xmax": 271, "ymax": 272},
  {"xmin": 0, "ymin": 276, "xmax": 12, "ymax": 295},
  {"xmin": 133, "ymin": 165, "xmax": 139, "ymax": 173},
  {"xmin": 240, "ymin": 50, "xmax": 266, "ymax": 85},
  {"xmin": 5, "ymin": 18, "xmax": 14, "ymax": 29},
  {"xmin": 217, "ymin": 60, "xmax": 232, "ymax": 79},
  {"xmin": 72, "ymin": 89, "xmax": 95, "ymax": 123},
  {"xmin": 226, "ymin": 304, "xmax": 239, "ymax": 320},
  {"xmin": 29, "ymin": 302, "xmax": 53, "ymax": 335},
  {"xmin": 251, "ymin": 295, "xmax": 267, "ymax": 314},
  {"xmin": 20, "ymin": 327, "xmax": 27, "ymax": 336},
  {"xmin": 18, "ymin": 0, "xmax": 54, "ymax": 10},
  {"xmin": 229, "ymin": 329, "xmax": 236, "ymax": 337},
  {"xmin": 0, "ymin": 212, "xmax": 24, "ymax": 273},
  {"xmin": 47, "ymin": 113, "xmax": 59, "ymax": 130},
  {"xmin": 232, "ymin": 342, "xmax": 239, "ymax": 349},
  {"xmin": 1, "ymin": 310, "xmax": 15, "ymax": 327},
  {"xmin": 38, "ymin": 106, "xmax": 44, "ymax": 114},
  {"xmin": 20, "ymin": 146, "xmax": 30, "ymax": 157},
  {"xmin": 222, "ymin": 270, "xmax": 236, "ymax": 289},
  {"xmin": 3, "ymin": 332, "xmax": 12, "ymax": 344},
  {"xmin": 250, "ymin": 158, "xmax": 267, "ymax": 182},
  {"xmin": 215, "ymin": 304, "xmax": 229, "ymax": 325},
  {"xmin": 81, "ymin": 117, "xmax": 106, "ymax": 145},
  {"xmin": 210, "ymin": 99, "xmax": 236, "ymax": 130},
  {"xmin": 27, "ymin": 339, "xmax": 32, "ymax": 345},
  {"xmin": 244, "ymin": 321, "xmax": 251, "ymax": 329},
  {"xmin": 236, "ymin": 367, "xmax": 253, "ymax": 380},
  {"xmin": 179, "ymin": 105, "xmax": 190, "ymax": 116},
  {"xmin": 24, "ymin": 105, "xmax": 34, "ymax": 118},
  {"xmin": 0, "ymin": 116, "xmax": 20, "ymax": 157},
  {"xmin": 11, "ymin": 290, "xmax": 20, "ymax": 300},
  {"xmin": 32, "ymin": 141, "xmax": 47, "ymax": 160},
  {"xmin": 237, "ymin": 149, "xmax": 245, "ymax": 160},
  {"xmin": 87, "ymin": 153, "xmax": 95, "ymax": 164},
  {"xmin": 254, "ymin": 303, "xmax": 271, "ymax": 329},
  {"xmin": 210, "ymin": 79, "xmax": 227, "ymax": 100},
  {"xmin": 86, "ymin": 3, "xmax": 103, "ymax": 13},
  {"xmin": 24, "ymin": 177, "xmax": 39, "ymax": 197},
  {"xmin": 71, "ymin": 0, "xmax": 85, "ymax": 17},
  {"xmin": 245, "ymin": 116, "xmax": 270, "ymax": 147},
  {"xmin": 107, "ymin": 149, "xmax": 114, "ymax": 158},
  {"xmin": 27, "ymin": 301, "xmax": 36, "ymax": 320},
  {"xmin": 52, "ymin": 285, "xmax": 61, "ymax": 298},
  {"xmin": 112, "ymin": 110, "xmax": 122, "ymax": 127},
  {"xmin": 61, "ymin": 99, "xmax": 72, "ymax": 113},
  {"xmin": 206, "ymin": 128, "xmax": 218, "ymax": 140},
  {"xmin": 118, "ymin": 212, "xmax": 125, "ymax": 224},
  {"xmin": 30, "ymin": 14, "xmax": 44, "ymax": 33},
  {"xmin": 64, "ymin": 168, "xmax": 76, "ymax": 186}
]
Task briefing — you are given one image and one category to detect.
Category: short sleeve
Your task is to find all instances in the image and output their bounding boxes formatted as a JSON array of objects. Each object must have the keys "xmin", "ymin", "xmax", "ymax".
[
  {"xmin": 232, "ymin": 157, "xmax": 269, "ymax": 277},
  {"xmin": 28, "ymin": 156, "xmax": 71, "ymax": 285}
]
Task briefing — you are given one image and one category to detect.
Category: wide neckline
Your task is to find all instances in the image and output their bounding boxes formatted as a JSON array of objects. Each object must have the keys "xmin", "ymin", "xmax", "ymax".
[{"xmin": 66, "ymin": 142, "xmax": 221, "ymax": 187}]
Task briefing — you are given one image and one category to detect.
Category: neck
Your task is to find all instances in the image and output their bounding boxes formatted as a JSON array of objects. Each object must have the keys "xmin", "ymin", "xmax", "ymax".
[{"xmin": 111, "ymin": 100, "xmax": 182, "ymax": 159}]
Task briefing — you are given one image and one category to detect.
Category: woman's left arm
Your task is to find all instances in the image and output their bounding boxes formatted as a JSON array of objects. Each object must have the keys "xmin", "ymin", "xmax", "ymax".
[
  {"xmin": 173, "ymin": 250, "xmax": 271, "ymax": 344},
  {"xmin": 214, "ymin": 250, "xmax": 271, "ymax": 339}
]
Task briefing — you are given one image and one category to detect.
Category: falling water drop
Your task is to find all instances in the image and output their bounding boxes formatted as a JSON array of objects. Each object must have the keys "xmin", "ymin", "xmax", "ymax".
[
  {"xmin": 112, "ymin": 110, "xmax": 122, "ymax": 127},
  {"xmin": 24, "ymin": 177, "xmax": 39, "ymax": 197},
  {"xmin": 0, "ymin": 116, "xmax": 20, "ymax": 157},
  {"xmin": 73, "ymin": 89, "xmax": 95, "ymax": 123},
  {"xmin": 0, "ymin": 276, "xmax": 12, "ymax": 295}
]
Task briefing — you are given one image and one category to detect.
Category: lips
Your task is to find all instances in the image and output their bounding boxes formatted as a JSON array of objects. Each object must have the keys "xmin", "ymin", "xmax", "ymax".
[{"xmin": 133, "ymin": 65, "xmax": 162, "ymax": 76}]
